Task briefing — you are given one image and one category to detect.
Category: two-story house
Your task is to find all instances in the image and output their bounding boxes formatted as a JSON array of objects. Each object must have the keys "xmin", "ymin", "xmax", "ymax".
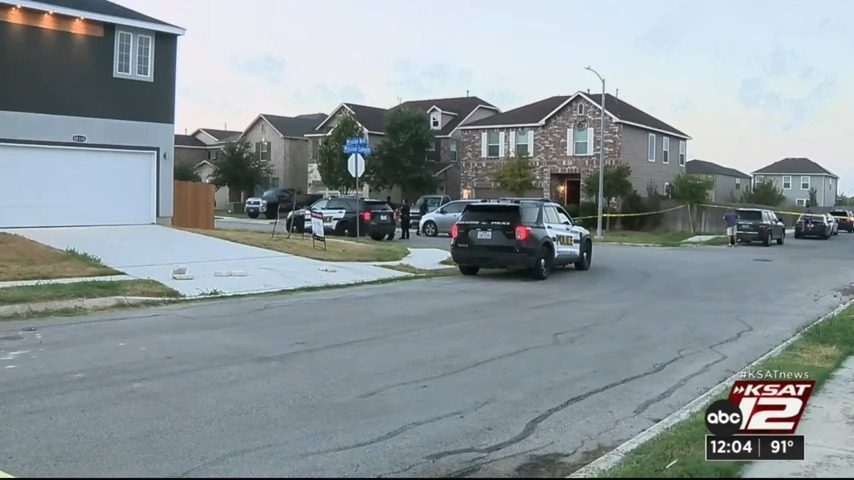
[
  {"xmin": 174, "ymin": 128, "xmax": 241, "ymax": 209},
  {"xmin": 237, "ymin": 113, "xmax": 324, "ymax": 198},
  {"xmin": 0, "ymin": 0, "xmax": 184, "ymax": 228},
  {"xmin": 305, "ymin": 97, "xmax": 499, "ymax": 199},
  {"xmin": 457, "ymin": 91, "xmax": 691, "ymax": 204},
  {"xmin": 752, "ymin": 157, "xmax": 839, "ymax": 208},
  {"xmin": 685, "ymin": 159, "xmax": 751, "ymax": 203}
]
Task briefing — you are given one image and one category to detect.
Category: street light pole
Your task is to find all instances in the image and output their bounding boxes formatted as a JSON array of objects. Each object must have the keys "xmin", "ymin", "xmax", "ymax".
[{"xmin": 585, "ymin": 66, "xmax": 606, "ymax": 238}]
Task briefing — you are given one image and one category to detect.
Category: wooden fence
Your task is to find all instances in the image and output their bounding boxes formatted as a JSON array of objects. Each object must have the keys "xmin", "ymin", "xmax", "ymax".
[{"xmin": 173, "ymin": 180, "xmax": 215, "ymax": 229}]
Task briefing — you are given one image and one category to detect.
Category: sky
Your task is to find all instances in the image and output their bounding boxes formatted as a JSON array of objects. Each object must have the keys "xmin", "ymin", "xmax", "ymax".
[{"xmin": 119, "ymin": 0, "xmax": 854, "ymax": 193}]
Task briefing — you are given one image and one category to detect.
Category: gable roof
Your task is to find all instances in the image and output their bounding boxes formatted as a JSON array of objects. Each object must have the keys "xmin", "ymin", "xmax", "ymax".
[
  {"xmin": 312, "ymin": 103, "xmax": 388, "ymax": 135},
  {"xmin": 260, "ymin": 114, "xmax": 320, "ymax": 138},
  {"xmin": 196, "ymin": 129, "xmax": 242, "ymax": 143},
  {"xmin": 686, "ymin": 159, "xmax": 751, "ymax": 179},
  {"xmin": 18, "ymin": 0, "xmax": 185, "ymax": 34},
  {"xmin": 395, "ymin": 96, "xmax": 499, "ymax": 136},
  {"xmin": 174, "ymin": 134, "xmax": 208, "ymax": 148},
  {"xmin": 752, "ymin": 158, "xmax": 838, "ymax": 178},
  {"xmin": 459, "ymin": 91, "xmax": 690, "ymax": 139}
]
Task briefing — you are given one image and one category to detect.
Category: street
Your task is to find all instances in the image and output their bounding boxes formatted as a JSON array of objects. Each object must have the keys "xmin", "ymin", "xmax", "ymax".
[{"xmin": 2, "ymin": 235, "xmax": 854, "ymax": 477}]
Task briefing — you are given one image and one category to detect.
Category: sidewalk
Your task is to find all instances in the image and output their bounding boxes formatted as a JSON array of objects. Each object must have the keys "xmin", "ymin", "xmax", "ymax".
[{"xmin": 741, "ymin": 356, "xmax": 854, "ymax": 478}]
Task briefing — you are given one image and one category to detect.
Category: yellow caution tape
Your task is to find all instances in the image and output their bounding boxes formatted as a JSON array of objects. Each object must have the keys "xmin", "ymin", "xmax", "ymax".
[{"xmin": 574, "ymin": 204, "xmax": 687, "ymax": 220}]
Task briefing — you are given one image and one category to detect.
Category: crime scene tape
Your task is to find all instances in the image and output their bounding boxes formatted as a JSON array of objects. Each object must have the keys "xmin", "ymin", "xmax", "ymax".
[
  {"xmin": 695, "ymin": 203, "xmax": 853, "ymax": 219},
  {"xmin": 574, "ymin": 204, "xmax": 687, "ymax": 220}
]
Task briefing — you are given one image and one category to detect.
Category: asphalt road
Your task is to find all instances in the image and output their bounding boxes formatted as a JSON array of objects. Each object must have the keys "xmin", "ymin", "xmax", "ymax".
[
  {"xmin": 216, "ymin": 217, "xmax": 451, "ymax": 250},
  {"xmin": 2, "ymin": 234, "xmax": 854, "ymax": 477}
]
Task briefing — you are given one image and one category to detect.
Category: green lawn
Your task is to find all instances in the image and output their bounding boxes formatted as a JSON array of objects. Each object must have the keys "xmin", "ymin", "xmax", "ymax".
[
  {"xmin": 0, "ymin": 280, "xmax": 180, "ymax": 306},
  {"xmin": 599, "ymin": 304, "xmax": 854, "ymax": 478}
]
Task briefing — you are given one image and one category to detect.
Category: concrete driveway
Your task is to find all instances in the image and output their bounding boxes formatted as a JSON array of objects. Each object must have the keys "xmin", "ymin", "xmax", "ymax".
[
  {"xmin": 3, "ymin": 225, "xmax": 403, "ymax": 297},
  {"xmin": 1, "ymin": 235, "xmax": 853, "ymax": 477}
]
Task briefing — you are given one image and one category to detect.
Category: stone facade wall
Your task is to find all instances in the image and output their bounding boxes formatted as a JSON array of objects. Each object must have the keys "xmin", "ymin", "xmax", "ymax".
[{"xmin": 460, "ymin": 95, "xmax": 622, "ymax": 202}]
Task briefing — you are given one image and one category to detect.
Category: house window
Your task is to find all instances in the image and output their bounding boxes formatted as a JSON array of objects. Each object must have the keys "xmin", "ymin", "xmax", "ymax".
[
  {"xmin": 261, "ymin": 142, "xmax": 268, "ymax": 153},
  {"xmin": 114, "ymin": 30, "xmax": 155, "ymax": 81},
  {"xmin": 829, "ymin": 179, "xmax": 833, "ymax": 189},
  {"xmin": 427, "ymin": 141, "xmax": 436, "ymax": 152},
  {"xmin": 755, "ymin": 175, "xmax": 764, "ymax": 183},
  {"xmin": 136, "ymin": 34, "xmax": 152, "ymax": 77},
  {"xmin": 796, "ymin": 198, "xmax": 808, "ymax": 207},
  {"xmin": 515, "ymin": 129, "xmax": 530, "ymax": 156},
  {"xmin": 431, "ymin": 114, "xmax": 440, "ymax": 130},
  {"xmin": 577, "ymin": 104, "xmax": 585, "ymax": 115},
  {"xmin": 782, "ymin": 176, "xmax": 792, "ymax": 189},
  {"xmin": 271, "ymin": 177, "xmax": 280, "ymax": 187},
  {"xmin": 662, "ymin": 137, "xmax": 670, "ymax": 164},
  {"xmin": 572, "ymin": 127, "xmax": 590, "ymax": 155},
  {"xmin": 648, "ymin": 133, "xmax": 656, "ymax": 162},
  {"xmin": 116, "ymin": 31, "xmax": 132, "ymax": 75},
  {"xmin": 261, "ymin": 123, "xmax": 266, "ymax": 133},
  {"xmin": 664, "ymin": 182, "xmax": 674, "ymax": 198},
  {"xmin": 801, "ymin": 176, "xmax": 810, "ymax": 190},
  {"xmin": 487, "ymin": 131, "xmax": 500, "ymax": 157},
  {"xmin": 450, "ymin": 139, "xmax": 458, "ymax": 162},
  {"xmin": 678, "ymin": 140, "xmax": 686, "ymax": 166}
]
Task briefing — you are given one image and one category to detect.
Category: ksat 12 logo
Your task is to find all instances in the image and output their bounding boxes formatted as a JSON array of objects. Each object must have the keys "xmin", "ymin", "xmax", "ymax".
[{"xmin": 705, "ymin": 380, "xmax": 815, "ymax": 436}]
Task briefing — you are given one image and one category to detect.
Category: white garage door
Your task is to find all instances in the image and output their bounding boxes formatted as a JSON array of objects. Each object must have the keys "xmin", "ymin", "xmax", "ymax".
[{"xmin": 0, "ymin": 143, "xmax": 157, "ymax": 228}]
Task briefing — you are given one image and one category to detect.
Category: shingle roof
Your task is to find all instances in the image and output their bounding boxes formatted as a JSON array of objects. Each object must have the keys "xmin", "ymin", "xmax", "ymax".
[
  {"xmin": 344, "ymin": 104, "xmax": 388, "ymax": 132},
  {"xmin": 261, "ymin": 114, "xmax": 321, "ymax": 138},
  {"xmin": 36, "ymin": 0, "xmax": 180, "ymax": 29},
  {"xmin": 396, "ymin": 96, "xmax": 498, "ymax": 136},
  {"xmin": 198, "ymin": 129, "xmax": 242, "ymax": 143},
  {"xmin": 686, "ymin": 159, "xmax": 751, "ymax": 179},
  {"xmin": 174, "ymin": 134, "xmax": 207, "ymax": 148},
  {"xmin": 752, "ymin": 158, "xmax": 838, "ymax": 178},
  {"xmin": 463, "ymin": 91, "xmax": 689, "ymax": 138}
]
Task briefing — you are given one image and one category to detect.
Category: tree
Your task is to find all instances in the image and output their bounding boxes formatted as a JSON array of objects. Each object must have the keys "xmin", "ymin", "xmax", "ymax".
[
  {"xmin": 670, "ymin": 173, "xmax": 714, "ymax": 234},
  {"xmin": 209, "ymin": 140, "xmax": 272, "ymax": 200},
  {"xmin": 493, "ymin": 153, "xmax": 536, "ymax": 195},
  {"xmin": 365, "ymin": 107, "xmax": 436, "ymax": 194},
  {"xmin": 808, "ymin": 187, "xmax": 818, "ymax": 208},
  {"xmin": 174, "ymin": 162, "xmax": 201, "ymax": 182},
  {"xmin": 317, "ymin": 112, "xmax": 363, "ymax": 193},
  {"xmin": 582, "ymin": 163, "xmax": 633, "ymax": 204},
  {"xmin": 740, "ymin": 178, "xmax": 785, "ymax": 206}
]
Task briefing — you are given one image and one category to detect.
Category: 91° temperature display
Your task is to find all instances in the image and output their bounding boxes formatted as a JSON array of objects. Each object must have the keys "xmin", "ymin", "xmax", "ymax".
[{"xmin": 705, "ymin": 435, "xmax": 805, "ymax": 461}]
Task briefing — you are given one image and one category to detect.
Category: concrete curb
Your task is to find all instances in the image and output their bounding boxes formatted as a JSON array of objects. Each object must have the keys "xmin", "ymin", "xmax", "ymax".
[
  {"xmin": 568, "ymin": 297, "xmax": 854, "ymax": 478},
  {"xmin": 0, "ymin": 296, "xmax": 169, "ymax": 318}
]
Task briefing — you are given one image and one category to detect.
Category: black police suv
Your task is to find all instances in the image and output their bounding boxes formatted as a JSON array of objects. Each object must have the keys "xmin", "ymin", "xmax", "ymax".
[
  {"xmin": 734, "ymin": 208, "xmax": 786, "ymax": 246},
  {"xmin": 287, "ymin": 196, "xmax": 396, "ymax": 241},
  {"xmin": 449, "ymin": 198, "xmax": 593, "ymax": 280},
  {"xmin": 829, "ymin": 209, "xmax": 854, "ymax": 233}
]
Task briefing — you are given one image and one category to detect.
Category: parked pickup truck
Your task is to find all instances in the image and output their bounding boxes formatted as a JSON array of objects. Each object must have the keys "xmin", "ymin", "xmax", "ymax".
[{"xmin": 244, "ymin": 188, "xmax": 322, "ymax": 219}]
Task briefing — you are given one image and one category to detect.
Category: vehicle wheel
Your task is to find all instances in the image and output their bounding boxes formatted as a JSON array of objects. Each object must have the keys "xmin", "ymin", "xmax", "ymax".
[
  {"xmin": 763, "ymin": 232, "xmax": 771, "ymax": 246},
  {"xmin": 459, "ymin": 265, "xmax": 479, "ymax": 276},
  {"xmin": 265, "ymin": 210, "xmax": 277, "ymax": 220},
  {"xmin": 794, "ymin": 232, "xmax": 802, "ymax": 239},
  {"xmin": 334, "ymin": 221, "xmax": 350, "ymax": 237},
  {"xmin": 247, "ymin": 212, "xmax": 259, "ymax": 219},
  {"xmin": 530, "ymin": 245, "xmax": 554, "ymax": 280},
  {"xmin": 822, "ymin": 233, "xmax": 830, "ymax": 239},
  {"xmin": 386, "ymin": 233, "xmax": 395, "ymax": 240},
  {"xmin": 370, "ymin": 233, "xmax": 385, "ymax": 241},
  {"xmin": 574, "ymin": 240, "xmax": 593, "ymax": 270},
  {"xmin": 423, "ymin": 221, "xmax": 438, "ymax": 237},
  {"xmin": 776, "ymin": 233, "xmax": 784, "ymax": 245}
]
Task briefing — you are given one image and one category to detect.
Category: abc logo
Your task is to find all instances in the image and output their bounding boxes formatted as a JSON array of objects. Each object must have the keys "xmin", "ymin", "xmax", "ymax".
[{"xmin": 704, "ymin": 399, "xmax": 742, "ymax": 436}]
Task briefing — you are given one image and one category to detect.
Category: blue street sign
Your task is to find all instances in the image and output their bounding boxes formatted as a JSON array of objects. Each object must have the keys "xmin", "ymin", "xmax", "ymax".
[
  {"xmin": 343, "ymin": 141, "xmax": 371, "ymax": 155},
  {"xmin": 345, "ymin": 137, "xmax": 368, "ymax": 147}
]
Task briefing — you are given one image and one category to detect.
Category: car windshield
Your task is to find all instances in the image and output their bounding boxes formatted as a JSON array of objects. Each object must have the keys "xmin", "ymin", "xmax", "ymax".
[
  {"xmin": 830, "ymin": 211, "xmax": 848, "ymax": 217},
  {"xmin": 798, "ymin": 215, "xmax": 825, "ymax": 222},
  {"xmin": 262, "ymin": 189, "xmax": 287, "ymax": 198},
  {"xmin": 736, "ymin": 210, "xmax": 762, "ymax": 221},
  {"xmin": 460, "ymin": 204, "xmax": 539, "ymax": 224},
  {"xmin": 363, "ymin": 200, "xmax": 392, "ymax": 211}
]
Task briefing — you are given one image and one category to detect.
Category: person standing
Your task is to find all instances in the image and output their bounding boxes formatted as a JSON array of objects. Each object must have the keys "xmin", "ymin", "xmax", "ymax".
[
  {"xmin": 399, "ymin": 199, "xmax": 411, "ymax": 239},
  {"xmin": 416, "ymin": 200, "xmax": 428, "ymax": 235},
  {"xmin": 723, "ymin": 208, "xmax": 739, "ymax": 247}
]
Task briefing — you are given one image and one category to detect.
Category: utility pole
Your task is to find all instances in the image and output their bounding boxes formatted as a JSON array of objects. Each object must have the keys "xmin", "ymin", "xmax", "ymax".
[{"xmin": 585, "ymin": 66, "xmax": 607, "ymax": 238}]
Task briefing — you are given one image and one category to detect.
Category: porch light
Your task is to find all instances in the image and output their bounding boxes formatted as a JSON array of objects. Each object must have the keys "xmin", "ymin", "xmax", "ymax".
[
  {"xmin": 557, "ymin": 184, "xmax": 566, "ymax": 193},
  {"xmin": 461, "ymin": 187, "xmax": 472, "ymax": 199}
]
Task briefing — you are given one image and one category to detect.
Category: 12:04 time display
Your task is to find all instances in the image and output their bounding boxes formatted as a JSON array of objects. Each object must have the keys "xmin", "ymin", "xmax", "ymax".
[{"xmin": 705, "ymin": 435, "xmax": 805, "ymax": 461}]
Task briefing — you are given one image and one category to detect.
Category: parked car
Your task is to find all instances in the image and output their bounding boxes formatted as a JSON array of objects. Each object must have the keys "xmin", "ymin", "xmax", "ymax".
[
  {"xmin": 734, "ymin": 208, "xmax": 785, "ymax": 246},
  {"xmin": 829, "ymin": 209, "xmax": 854, "ymax": 233},
  {"xmin": 419, "ymin": 199, "xmax": 480, "ymax": 237},
  {"xmin": 288, "ymin": 196, "xmax": 396, "ymax": 240},
  {"xmin": 827, "ymin": 213, "xmax": 839, "ymax": 235},
  {"xmin": 449, "ymin": 198, "xmax": 592, "ymax": 280},
  {"xmin": 410, "ymin": 194, "xmax": 451, "ymax": 227},
  {"xmin": 244, "ymin": 188, "xmax": 321, "ymax": 219},
  {"xmin": 794, "ymin": 214, "xmax": 833, "ymax": 239}
]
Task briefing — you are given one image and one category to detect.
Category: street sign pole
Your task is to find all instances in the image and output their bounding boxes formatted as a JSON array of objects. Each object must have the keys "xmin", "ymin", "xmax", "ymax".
[
  {"xmin": 355, "ymin": 161, "xmax": 360, "ymax": 241},
  {"xmin": 344, "ymin": 138, "xmax": 371, "ymax": 243}
]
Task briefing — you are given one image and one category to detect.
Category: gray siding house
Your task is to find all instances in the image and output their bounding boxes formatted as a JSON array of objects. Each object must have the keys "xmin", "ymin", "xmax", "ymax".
[
  {"xmin": 0, "ymin": 0, "xmax": 184, "ymax": 228},
  {"xmin": 457, "ymin": 91, "xmax": 691, "ymax": 204},
  {"xmin": 752, "ymin": 158, "xmax": 839, "ymax": 208},
  {"xmin": 238, "ymin": 113, "xmax": 321, "ymax": 197},
  {"xmin": 685, "ymin": 159, "xmax": 751, "ymax": 203}
]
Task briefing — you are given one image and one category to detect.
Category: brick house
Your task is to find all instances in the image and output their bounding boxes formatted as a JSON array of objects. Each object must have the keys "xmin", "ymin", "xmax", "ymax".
[
  {"xmin": 305, "ymin": 97, "xmax": 499, "ymax": 200},
  {"xmin": 457, "ymin": 91, "xmax": 691, "ymax": 205}
]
